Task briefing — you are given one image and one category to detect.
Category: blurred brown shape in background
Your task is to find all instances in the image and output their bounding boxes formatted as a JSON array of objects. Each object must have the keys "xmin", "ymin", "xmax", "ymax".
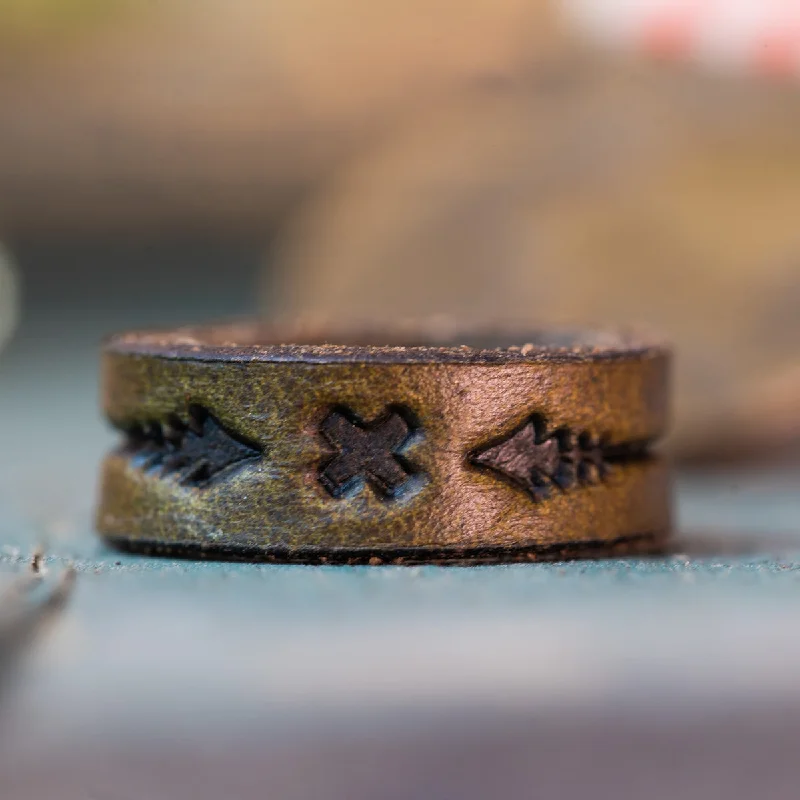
[
  {"xmin": 0, "ymin": 0, "xmax": 563, "ymax": 234},
  {"xmin": 0, "ymin": 0, "xmax": 798, "ymax": 462}
]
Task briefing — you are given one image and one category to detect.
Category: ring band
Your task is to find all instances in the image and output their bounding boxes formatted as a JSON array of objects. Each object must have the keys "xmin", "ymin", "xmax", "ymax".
[{"xmin": 96, "ymin": 323, "xmax": 671, "ymax": 563}]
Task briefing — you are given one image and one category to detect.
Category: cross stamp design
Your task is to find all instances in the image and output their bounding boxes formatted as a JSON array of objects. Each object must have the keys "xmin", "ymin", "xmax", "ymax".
[{"xmin": 319, "ymin": 408, "xmax": 418, "ymax": 498}]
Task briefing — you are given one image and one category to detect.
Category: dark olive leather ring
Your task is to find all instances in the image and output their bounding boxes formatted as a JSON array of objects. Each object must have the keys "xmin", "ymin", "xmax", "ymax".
[{"xmin": 96, "ymin": 323, "xmax": 671, "ymax": 564}]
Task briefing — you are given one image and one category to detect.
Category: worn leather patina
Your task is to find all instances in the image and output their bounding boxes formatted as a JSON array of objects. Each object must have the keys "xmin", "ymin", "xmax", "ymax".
[{"xmin": 96, "ymin": 323, "xmax": 671, "ymax": 563}]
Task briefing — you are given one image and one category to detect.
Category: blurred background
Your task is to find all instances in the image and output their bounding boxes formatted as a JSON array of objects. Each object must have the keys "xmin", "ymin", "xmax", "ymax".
[{"xmin": 1, "ymin": 1, "xmax": 800, "ymax": 797}]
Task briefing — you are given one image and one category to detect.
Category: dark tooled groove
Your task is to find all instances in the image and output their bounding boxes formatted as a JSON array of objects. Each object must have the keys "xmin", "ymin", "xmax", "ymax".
[
  {"xmin": 118, "ymin": 405, "xmax": 261, "ymax": 488},
  {"xmin": 470, "ymin": 414, "xmax": 655, "ymax": 502}
]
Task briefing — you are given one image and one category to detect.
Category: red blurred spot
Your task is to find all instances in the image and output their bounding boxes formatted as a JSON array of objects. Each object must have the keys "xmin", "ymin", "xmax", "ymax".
[
  {"xmin": 753, "ymin": 28, "xmax": 800, "ymax": 78},
  {"xmin": 640, "ymin": 12, "xmax": 696, "ymax": 60}
]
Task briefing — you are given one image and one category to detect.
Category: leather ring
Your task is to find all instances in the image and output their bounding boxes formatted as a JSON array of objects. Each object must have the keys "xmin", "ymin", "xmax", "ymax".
[{"xmin": 96, "ymin": 323, "xmax": 671, "ymax": 564}]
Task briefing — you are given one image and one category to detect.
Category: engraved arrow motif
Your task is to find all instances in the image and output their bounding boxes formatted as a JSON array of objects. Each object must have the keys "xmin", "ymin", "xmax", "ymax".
[
  {"xmin": 471, "ymin": 416, "xmax": 609, "ymax": 500},
  {"xmin": 124, "ymin": 406, "xmax": 261, "ymax": 487}
]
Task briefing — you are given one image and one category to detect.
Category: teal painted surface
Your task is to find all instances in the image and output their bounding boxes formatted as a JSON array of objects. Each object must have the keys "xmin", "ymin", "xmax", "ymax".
[{"xmin": 2, "ymin": 305, "xmax": 800, "ymax": 800}]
